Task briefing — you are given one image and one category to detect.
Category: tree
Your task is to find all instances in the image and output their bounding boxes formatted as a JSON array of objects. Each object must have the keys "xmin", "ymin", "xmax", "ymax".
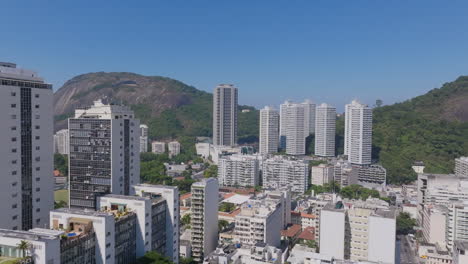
[
  {"xmin": 180, "ymin": 257, "xmax": 197, "ymax": 264},
  {"xmin": 54, "ymin": 153, "xmax": 68, "ymax": 176},
  {"xmin": 218, "ymin": 220, "xmax": 229, "ymax": 232},
  {"xmin": 134, "ymin": 251, "xmax": 173, "ymax": 264},
  {"xmin": 219, "ymin": 202, "xmax": 236, "ymax": 213},
  {"xmin": 181, "ymin": 214, "xmax": 191, "ymax": 226},
  {"xmin": 17, "ymin": 240, "xmax": 31, "ymax": 258},
  {"xmin": 396, "ymin": 212, "xmax": 417, "ymax": 235},
  {"xmin": 54, "ymin": 200, "xmax": 67, "ymax": 209},
  {"xmin": 204, "ymin": 165, "xmax": 218, "ymax": 178}
]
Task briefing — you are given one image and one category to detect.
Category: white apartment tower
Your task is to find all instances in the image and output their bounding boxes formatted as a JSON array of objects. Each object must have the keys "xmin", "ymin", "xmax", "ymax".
[
  {"xmin": 218, "ymin": 155, "xmax": 260, "ymax": 187},
  {"xmin": 54, "ymin": 129, "xmax": 69, "ymax": 155},
  {"xmin": 139, "ymin": 124, "xmax": 148, "ymax": 153},
  {"xmin": 345, "ymin": 100, "xmax": 373, "ymax": 165},
  {"xmin": 280, "ymin": 101, "xmax": 306, "ymax": 155},
  {"xmin": 68, "ymin": 100, "xmax": 140, "ymax": 209},
  {"xmin": 302, "ymin": 99, "xmax": 316, "ymax": 136},
  {"xmin": 0, "ymin": 62, "xmax": 54, "ymax": 231},
  {"xmin": 455, "ymin": 157, "xmax": 468, "ymax": 177},
  {"xmin": 168, "ymin": 141, "xmax": 181, "ymax": 157},
  {"xmin": 259, "ymin": 106, "xmax": 279, "ymax": 155},
  {"xmin": 315, "ymin": 103, "xmax": 336, "ymax": 157},
  {"xmin": 213, "ymin": 84, "xmax": 238, "ymax": 146},
  {"xmin": 191, "ymin": 178, "xmax": 219, "ymax": 262},
  {"xmin": 262, "ymin": 156, "xmax": 309, "ymax": 194}
]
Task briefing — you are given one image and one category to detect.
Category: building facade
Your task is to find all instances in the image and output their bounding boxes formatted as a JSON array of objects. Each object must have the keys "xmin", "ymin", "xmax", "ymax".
[
  {"xmin": 168, "ymin": 141, "xmax": 181, "ymax": 157},
  {"xmin": 315, "ymin": 103, "xmax": 336, "ymax": 157},
  {"xmin": 262, "ymin": 156, "xmax": 309, "ymax": 194},
  {"xmin": 455, "ymin": 157, "xmax": 468, "ymax": 178},
  {"xmin": 302, "ymin": 99, "xmax": 316, "ymax": 136},
  {"xmin": 54, "ymin": 129, "xmax": 69, "ymax": 155},
  {"xmin": 139, "ymin": 124, "xmax": 148, "ymax": 153},
  {"xmin": 279, "ymin": 101, "xmax": 306, "ymax": 155},
  {"xmin": 151, "ymin": 141, "xmax": 165, "ymax": 154},
  {"xmin": 218, "ymin": 155, "xmax": 260, "ymax": 187},
  {"xmin": 259, "ymin": 106, "xmax": 279, "ymax": 155},
  {"xmin": 68, "ymin": 100, "xmax": 140, "ymax": 209},
  {"xmin": 311, "ymin": 164, "xmax": 334, "ymax": 186},
  {"xmin": 213, "ymin": 84, "xmax": 238, "ymax": 146},
  {"xmin": 0, "ymin": 62, "xmax": 54, "ymax": 230},
  {"xmin": 344, "ymin": 100, "xmax": 373, "ymax": 165}
]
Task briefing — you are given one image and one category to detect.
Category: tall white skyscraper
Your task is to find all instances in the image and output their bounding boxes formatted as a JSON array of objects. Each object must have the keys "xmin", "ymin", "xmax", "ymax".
[
  {"xmin": 344, "ymin": 100, "xmax": 373, "ymax": 165},
  {"xmin": 0, "ymin": 62, "xmax": 54, "ymax": 230},
  {"xmin": 139, "ymin": 124, "xmax": 148, "ymax": 153},
  {"xmin": 213, "ymin": 84, "xmax": 238, "ymax": 146},
  {"xmin": 315, "ymin": 103, "xmax": 336, "ymax": 157},
  {"xmin": 54, "ymin": 129, "xmax": 69, "ymax": 155},
  {"xmin": 68, "ymin": 100, "xmax": 140, "ymax": 209},
  {"xmin": 259, "ymin": 106, "xmax": 279, "ymax": 155},
  {"xmin": 191, "ymin": 178, "xmax": 219, "ymax": 262},
  {"xmin": 302, "ymin": 99, "xmax": 316, "ymax": 136},
  {"xmin": 280, "ymin": 101, "xmax": 306, "ymax": 155}
]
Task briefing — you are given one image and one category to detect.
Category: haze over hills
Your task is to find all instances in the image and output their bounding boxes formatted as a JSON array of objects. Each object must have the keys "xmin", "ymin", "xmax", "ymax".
[{"xmin": 53, "ymin": 72, "xmax": 468, "ymax": 184}]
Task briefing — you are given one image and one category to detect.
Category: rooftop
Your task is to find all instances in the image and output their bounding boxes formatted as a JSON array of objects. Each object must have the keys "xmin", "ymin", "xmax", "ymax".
[
  {"xmin": 103, "ymin": 194, "xmax": 149, "ymax": 201},
  {"xmin": 0, "ymin": 228, "xmax": 61, "ymax": 241}
]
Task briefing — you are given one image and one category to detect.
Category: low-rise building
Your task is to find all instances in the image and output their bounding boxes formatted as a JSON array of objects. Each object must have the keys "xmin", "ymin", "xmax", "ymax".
[
  {"xmin": 453, "ymin": 240, "xmax": 468, "ymax": 264},
  {"xmin": 262, "ymin": 156, "xmax": 309, "ymax": 194},
  {"xmin": 311, "ymin": 164, "xmax": 334, "ymax": 186},
  {"xmin": 420, "ymin": 204, "xmax": 447, "ymax": 245},
  {"xmin": 151, "ymin": 141, "xmax": 166, "ymax": 154},
  {"xmin": 218, "ymin": 154, "xmax": 260, "ymax": 187},
  {"xmin": 168, "ymin": 141, "xmax": 181, "ymax": 157}
]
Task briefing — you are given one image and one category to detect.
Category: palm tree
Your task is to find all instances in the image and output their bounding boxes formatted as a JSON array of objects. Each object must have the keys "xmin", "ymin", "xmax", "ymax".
[{"xmin": 16, "ymin": 240, "xmax": 31, "ymax": 258}]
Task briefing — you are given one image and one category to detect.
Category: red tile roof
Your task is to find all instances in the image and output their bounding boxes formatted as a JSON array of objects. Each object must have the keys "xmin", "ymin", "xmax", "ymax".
[
  {"xmin": 180, "ymin": 193, "xmax": 192, "ymax": 200},
  {"xmin": 281, "ymin": 224, "xmax": 302, "ymax": 238},
  {"xmin": 298, "ymin": 226, "xmax": 315, "ymax": 241},
  {"xmin": 301, "ymin": 213, "xmax": 317, "ymax": 219}
]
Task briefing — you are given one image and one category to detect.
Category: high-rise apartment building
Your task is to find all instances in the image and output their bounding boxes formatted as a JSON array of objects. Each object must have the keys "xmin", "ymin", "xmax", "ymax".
[
  {"xmin": 262, "ymin": 156, "xmax": 309, "ymax": 194},
  {"xmin": 0, "ymin": 62, "xmax": 54, "ymax": 230},
  {"xmin": 151, "ymin": 141, "xmax": 165, "ymax": 154},
  {"xmin": 279, "ymin": 101, "xmax": 306, "ymax": 155},
  {"xmin": 302, "ymin": 99, "xmax": 316, "ymax": 136},
  {"xmin": 168, "ymin": 141, "xmax": 181, "ymax": 157},
  {"xmin": 191, "ymin": 178, "xmax": 219, "ymax": 262},
  {"xmin": 139, "ymin": 124, "xmax": 148, "ymax": 153},
  {"xmin": 311, "ymin": 164, "xmax": 334, "ymax": 186},
  {"xmin": 315, "ymin": 103, "xmax": 336, "ymax": 157},
  {"xmin": 54, "ymin": 129, "xmax": 69, "ymax": 155},
  {"xmin": 213, "ymin": 84, "xmax": 238, "ymax": 146},
  {"xmin": 218, "ymin": 154, "xmax": 260, "ymax": 187},
  {"xmin": 259, "ymin": 106, "xmax": 279, "ymax": 155},
  {"xmin": 446, "ymin": 202, "xmax": 468, "ymax": 248},
  {"xmin": 68, "ymin": 100, "xmax": 140, "ymax": 209},
  {"xmin": 345, "ymin": 100, "xmax": 373, "ymax": 165},
  {"xmin": 455, "ymin": 157, "xmax": 468, "ymax": 177}
]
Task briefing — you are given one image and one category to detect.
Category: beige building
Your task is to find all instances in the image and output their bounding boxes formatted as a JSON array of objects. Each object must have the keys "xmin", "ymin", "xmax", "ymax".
[{"xmin": 421, "ymin": 204, "xmax": 447, "ymax": 245}]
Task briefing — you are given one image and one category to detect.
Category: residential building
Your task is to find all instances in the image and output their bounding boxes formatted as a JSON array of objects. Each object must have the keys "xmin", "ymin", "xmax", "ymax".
[
  {"xmin": 139, "ymin": 124, "xmax": 148, "ymax": 153},
  {"xmin": 132, "ymin": 184, "xmax": 180, "ymax": 263},
  {"xmin": 264, "ymin": 188, "xmax": 292, "ymax": 228},
  {"xmin": 213, "ymin": 84, "xmax": 238, "ymax": 146},
  {"xmin": 356, "ymin": 164, "xmax": 387, "ymax": 190},
  {"xmin": 455, "ymin": 157, "xmax": 468, "ymax": 178},
  {"xmin": 168, "ymin": 141, "xmax": 181, "ymax": 157},
  {"xmin": 191, "ymin": 178, "xmax": 219, "ymax": 262},
  {"xmin": 412, "ymin": 161, "xmax": 425, "ymax": 174},
  {"xmin": 259, "ymin": 106, "xmax": 279, "ymax": 155},
  {"xmin": 218, "ymin": 154, "xmax": 260, "ymax": 187},
  {"xmin": 311, "ymin": 164, "xmax": 334, "ymax": 186},
  {"xmin": 204, "ymin": 242, "xmax": 286, "ymax": 264},
  {"xmin": 344, "ymin": 100, "xmax": 372, "ymax": 165},
  {"xmin": 333, "ymin": 159, "xmax": 358, "ymax": 187},
  {"xmin": 54, "ymin": 129, "xmax": 69, "ymax": 155},
  {"xmin": 302, "ymin": 99, "xmax": 316, "ymax": 136},
  {"xmin": 320, "ymin": 201, "xmax": 396, "ymax": 264},
  {"xmin": 279, "ymin": 101, "xmax": 306, "ymax": 155},
  {"xmin": 151, "ymin": 141, "xmax": 166, "ymax": 154},
  {"xmin": 454, "ymin": 240, "xmax": 468, "ymax": 264},
  {"xmin": 0, "ymin": 62, "xmax": 54, "ymax": 230},
  {"xmin": 234, "ymin": 198, "xmax": 282, "ymax": 248},
  {"xmin": 262, "ymin": 156, "xmax": 309, "ymax": 194},
  {"xmin": 446, "ymin": 201, "xmax": 468, "ymax": 248},
  {"xmin": 420, "ymin": 204, "xmax": 447, "ymax": 245},
  {"xmin": 417, "ymin": 173, "xmax": 468, "ymax": 206},
  {"xmin": 418, "ymin": 243, "xmax": 452, "ymax": 264},
  {"xmin": 68, "ymin": 100, "xmax": 140, "ymax": 209},
  {"xmin": 315, "ymin": 103, "xmax": 336, "ymax": 157}
]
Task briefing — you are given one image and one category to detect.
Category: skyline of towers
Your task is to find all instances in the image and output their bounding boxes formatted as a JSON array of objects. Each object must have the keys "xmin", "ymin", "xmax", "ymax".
[
  {"xmin": 213, "ymin": 84, "xmax": 238, "ymax": 146},
  {"xmin": 259, "ymin": 106, "xmax": 279, "ymax": 155},
  {"xmin": 315, "ymin": 103, "xmax": 336, "ymax": 157},
  {"xmin": 345, "ymin": 100, "xmax": 373, "ymax": 165},
  {"xmin": 68, "ymin": 100, "xmax": 140, "ymax": 209},
  {"xmin": 0, "ymin": 62, "xmax": 54, "ymax": 231}
]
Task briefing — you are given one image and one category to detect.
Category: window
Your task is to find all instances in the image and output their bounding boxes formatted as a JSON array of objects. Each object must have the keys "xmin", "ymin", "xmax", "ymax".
[
  {"xmin": 36, "ymin": 198, "xmax": 40, "ymax": 202},
  {"xmin": 12, "ymin": 215, "xmax": 17, "ymax": 220},
  {"xmin": 11, "ymin": 104, "xmax": 16, "ymax": 108},
  {"xmin": 12, "ymin": 182, "xmax": 17, "ymax": 187},
  {"xmin": 35, "ymin": 115, "xmax": 40, "ymax": 119},
  {"xmin": 35, "ymin": 105, "xmax": 39, "ymax": 109},
  {"xmin": 35, "ymin": 125, "xmax": 40, "ymax": 129},
  {"xmin": 12, "ymin": 149, "xmax": 17, "ymax": 153},
  {"xmin": 36, "ymin": 219, "xmax": 40, "ymax": 224},
  {"xmin": 12, "ymin": 137, "xmax": 17, "ymax": 142},
  {"xmin": 11, "ymin": 92, "xmax": 16, "ymax": 96},
  {"xmin": 106, "ymin": 243, "xmax": 111, "ymax": 248},
  {"xmin": 36, "ymin": 188, "xmax": 40, "ymax": 192},
  {"xmin": 12, "ymin": 226, "xmax": 17, "ymax": 230},
  {"xmin": 35, "ymin": 146, "xmax": 40, "ymax": 150},
  {"xmin": 11, "ymin": 115, "xmax": 16, "ymax": 119},
  {"xmin": 12, "ymin": 171, "xmax": 17, "ymax": 175},
  {"xmin": 36, "ymin": 208, "xmax": 40, "ymax": 212},
  {"xmin": 11, "ymin": 126, "xmax": 16, "ymax": 131},
  {"xmin": 35, "ymin": 157, "xmax": 40, "ymax": 161},
  {"xmin": 36, "ymin": 167, "xmax": 40, "ymax": 171},
  {"xmin": 11, "ymin": 160, "xmax": 17, "ymax": 164},
  {"xmin": 36, "ymin": 177, "xmax": 40, "ymax": 181},
  {"xmin": 35, "ymin": 94, "xmax": 39, "ymax": 98},
  {"xmin": 12, "ymin": 204, "xmax": 17, "ymax": 209},
  {"xmin": 35, "ymin": 136, "xmax": 40, "ymax": 140}
]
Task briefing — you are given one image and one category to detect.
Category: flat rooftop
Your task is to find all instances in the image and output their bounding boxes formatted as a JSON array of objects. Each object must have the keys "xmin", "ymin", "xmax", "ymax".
[{"xmin": 0, "ymin": 228, "xmax": 61, "ymax": 241}]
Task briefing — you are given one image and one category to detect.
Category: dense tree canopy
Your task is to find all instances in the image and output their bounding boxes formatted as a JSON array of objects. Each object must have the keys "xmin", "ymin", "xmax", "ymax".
[{"xmin": 396, "ymin": 212, "xmax": 417, "ymax": 235}]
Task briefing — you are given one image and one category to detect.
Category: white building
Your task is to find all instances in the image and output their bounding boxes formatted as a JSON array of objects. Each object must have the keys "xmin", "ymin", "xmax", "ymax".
[
  {"xmin": 344, "ymin": 100, "xmax": 372, "ymax": 165},
  {"xmin": 320, "ymin": 201, "xmax": 396, "ymax": 264},
  {"xmin": 454, "ymin": 240, "xmax": 468, "ymax": 264},
  {"xmin": 191, "ymin": 178, "xmax": 219, "ymax": 262},
  {"xmin": 0, "ymin": 62, "xmax": 54, "ymax": 230},
  {"xmin": 311, "ymin": 164, "xmax": 335, "ymax": 186},
  {"xmin": 280, "ymin": 101, "xmax": 306, "ymax": 155},
  {"xmin": 455, "ymin": 157, "xmax": 468, "ymax": 178},
  {"xmin": 262, "ymin": 156, "xmax": 309, "ymax": 194},
  {"xmin": 302, "ymin": 99, "xmax": 316, "ymax": 136},
  {"xmin": 234, "ymin": 198, "xmax": 283, "ymax": 248},
  {"xmin": 446, "ymin": 201, "xmax": 468, "ymax": 248},
  {"xmin": 356, "ymin": 164, "xmax": 387, "ymax": 190},
  {"xmin": 204, "ymin": 243, "xmax": 286, "ymax": 264},
  {"xmin": 420, "ymin": 204, "xmax": 447, "ymax": 245},
  {"xmin": 259, "ymin": 106, "xmax": 279, "ymax": 155},
  {"xmin": 139, "ymin": 124, "xmax": 148, "ymax": 153},
  {"xmin": 168, "ymin": 141, "xmax": 181, "ymax": 157},
  {"xmin": 213, "ymin": 84, "xmax": 238, "ymax": 146},
  {"xmin": 333, "ymin": 159, "xmax": 358, "ymax": 187},
  {"xmin": 131, "ymin": 184, "xmax": 180, "ymax": 263},
  {"xmin": 68, "ymin": 100, "xmax": 140, "ymax": 209},
  {"xmin": 417, "ymin": 173, "xmax": 468, "ymax": 206},
  {"xmin": 151, "ymin": 141, "xmax": 166, "ymax": 154},
  {"xmin": 54, "ymin": 129, "xmax": 69, "ymax": 155},
  {"xmin": 315, "ymin": 103, "xmax": 336, "ymax": 157},
  {"xmin": 218, "ymin": 154, "xmax": 260, "ymax": 187}
]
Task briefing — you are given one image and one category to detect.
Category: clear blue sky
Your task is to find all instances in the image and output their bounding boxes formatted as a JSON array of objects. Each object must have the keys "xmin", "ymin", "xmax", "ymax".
[{"xmin": 2, "ymin": 1, "xmax": 468, "ymax": 111}]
